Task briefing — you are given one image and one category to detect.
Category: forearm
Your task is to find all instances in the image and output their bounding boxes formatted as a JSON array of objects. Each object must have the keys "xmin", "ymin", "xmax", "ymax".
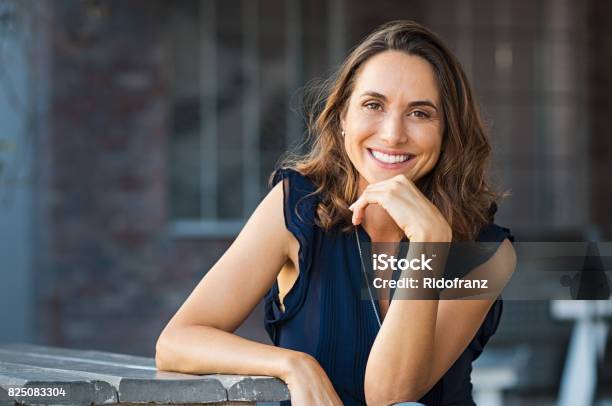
[
  {"xmin": 365, "ymin": 299, "xmax": 438, "ymax": 402},
  {"xmin": 156, "ymin": 324, "xmax": 301, "ymax": 381},
  {"xmin": 365, "ymin": 241, "xmax": 448, "ymax": 403}
]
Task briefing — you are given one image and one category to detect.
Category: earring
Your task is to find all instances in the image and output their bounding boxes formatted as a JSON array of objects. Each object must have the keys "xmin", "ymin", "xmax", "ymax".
[{"xmin": 341, "ymin": 129, "xmax": 345, "ymax": 137}]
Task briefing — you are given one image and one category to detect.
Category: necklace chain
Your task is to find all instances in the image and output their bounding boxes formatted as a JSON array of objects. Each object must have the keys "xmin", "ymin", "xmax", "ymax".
[{"xmin": 354, "ymin": 225, "xmax": 383, "ymax": 328}]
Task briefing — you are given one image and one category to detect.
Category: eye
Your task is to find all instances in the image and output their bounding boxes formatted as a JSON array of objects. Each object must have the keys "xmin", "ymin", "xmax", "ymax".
[
  {"xmin": 410, "ymin": 110, "xmax": 430, "ymax": 119},
  {"xmin": 364, "ymin": 101, "xmax": 383, "ymax": 111}
]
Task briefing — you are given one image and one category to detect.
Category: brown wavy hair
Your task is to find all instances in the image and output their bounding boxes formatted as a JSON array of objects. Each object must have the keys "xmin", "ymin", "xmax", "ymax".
[{"xmin": 272, "ymin": 20, "xmax": 503, "ymax": 241}]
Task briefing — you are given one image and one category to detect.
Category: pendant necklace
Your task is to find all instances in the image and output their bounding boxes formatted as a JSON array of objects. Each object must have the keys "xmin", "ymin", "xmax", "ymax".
[{"xmin": 354, "ymin": 225, "xmax": 383, "ymax": 328}]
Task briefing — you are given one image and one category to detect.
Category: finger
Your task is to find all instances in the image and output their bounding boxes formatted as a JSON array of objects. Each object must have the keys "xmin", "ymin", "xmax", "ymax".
[
  {"xmin": 351, "ymin": 189, "xmax": 387, "ymax": 225},
  {"xmin": 349, "ymin": 177, "xmax": 415, "ymax": 225},
  {"xmin": 350, "ymin": 192, "xmax": 370, "ymax": 224},
  {"xmin": 364, "ymin": 176, "xmax": 421, "ymax": 206},
  {"xmin": 350, "ymin": 182, "xmax": 396, "ymax": 224},
  {"xmin": 350, "ymin": 194, "xmax": 367, "ymax": 225},
  {"xmin": 349, "ymin": 181, "xmax": 387, "ymax": 211}
]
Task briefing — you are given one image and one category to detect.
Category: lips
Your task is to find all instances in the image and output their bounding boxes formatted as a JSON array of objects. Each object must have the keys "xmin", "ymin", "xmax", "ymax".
[{"xmin": 367, "ymin": 148, "xmax": 415, "ymax": 168}]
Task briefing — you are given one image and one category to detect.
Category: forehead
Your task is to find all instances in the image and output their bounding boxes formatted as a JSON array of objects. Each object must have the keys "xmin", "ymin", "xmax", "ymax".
[{"xmin": 352, "ymin": 50, "xmax": 440, "ymax": 104}]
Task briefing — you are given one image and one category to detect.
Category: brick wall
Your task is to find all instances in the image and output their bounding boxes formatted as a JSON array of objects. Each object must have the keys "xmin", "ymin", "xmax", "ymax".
[
  {"xmin": 35, "ymin": 0, "xmax": 270, "ymax": 356},
  {"xmin": 32, "ymin": 0, "xmax": 612, "ymax": 361}
]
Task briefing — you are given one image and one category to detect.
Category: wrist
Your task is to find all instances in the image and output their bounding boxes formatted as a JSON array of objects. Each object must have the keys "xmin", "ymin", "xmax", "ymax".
[
  {"xmin": 410, "ymin": 232, "xmax": 452, "ymax": 243},
  {"xmin": 278, "ymin": 349, "xmax": 316, "ymax": 382}
]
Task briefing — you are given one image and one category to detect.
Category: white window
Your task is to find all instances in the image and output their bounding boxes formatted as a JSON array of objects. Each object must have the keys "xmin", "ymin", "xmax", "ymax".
[{"xmin": 167, "ymin": 0, "xmax": 346, "ymax": 237}]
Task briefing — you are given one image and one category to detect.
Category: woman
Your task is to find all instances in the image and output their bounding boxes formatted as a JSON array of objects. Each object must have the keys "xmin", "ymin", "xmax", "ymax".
[{"xmin": 156, "ymin": 20, "xmax": 516, "ymax": 406}]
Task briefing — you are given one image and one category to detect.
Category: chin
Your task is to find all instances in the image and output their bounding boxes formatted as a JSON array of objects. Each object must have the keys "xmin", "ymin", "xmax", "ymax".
[{"xmin": 368, "ymin": 171, "xmax": 397, "ymax": 184}]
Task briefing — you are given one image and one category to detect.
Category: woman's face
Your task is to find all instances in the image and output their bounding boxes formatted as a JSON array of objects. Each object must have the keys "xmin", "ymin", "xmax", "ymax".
[{"xmin": 341, "ymin": 50, "xmax": 444, "ymax": 190}]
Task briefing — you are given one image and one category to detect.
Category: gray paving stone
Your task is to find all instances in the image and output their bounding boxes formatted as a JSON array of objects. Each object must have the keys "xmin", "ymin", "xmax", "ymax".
[
  {"xmin": 0, "ymin": 344, "xmax": 291, "ymax": 404},
  {"xmin": 226, "ymin": 376, "xmax": 289, "ymax": 402},
  {"xmin": 0, "ymin": 350, "xmax": 226, "ymax": 404},
  {"xmin": 0, "ymin": 344, "xmax": 154, "ymax": 369},
  {"xmin": 0, "ymin": 361, "xmax": 117, "ymax": 405}
]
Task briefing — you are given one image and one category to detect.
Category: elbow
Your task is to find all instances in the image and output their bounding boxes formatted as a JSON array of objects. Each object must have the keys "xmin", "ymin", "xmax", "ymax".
[
  {"xmin": 155, "ymin": 324, "xmax": 216, "ymax": 374},
  {"xmin": 155, "ymin": 330, "xmax": 176, "ymax": 372},
  {"xmin": 364, "ymin": 376, "xmax": 430, "ymax": 406},
  {"xmin": 155, "ymin": 353, "xmax": 168, "ymax": 372}
]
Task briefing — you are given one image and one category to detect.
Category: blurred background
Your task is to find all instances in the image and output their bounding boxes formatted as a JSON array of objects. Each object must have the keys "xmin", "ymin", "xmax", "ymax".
[{"xmin": 0, "ymin": 0, "xmax": 610, "ymax": 405}]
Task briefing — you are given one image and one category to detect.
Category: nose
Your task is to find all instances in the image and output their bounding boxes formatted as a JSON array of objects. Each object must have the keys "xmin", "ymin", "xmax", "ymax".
[{"xmin": 379, "ymin": 111, "xmax": 408, "ymax": 145}]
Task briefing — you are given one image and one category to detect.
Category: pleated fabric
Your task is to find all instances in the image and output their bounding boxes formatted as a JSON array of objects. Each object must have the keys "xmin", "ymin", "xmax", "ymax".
[{"xmin": 263, "ymin": 168, "xmax": 513, "ymax": 406}]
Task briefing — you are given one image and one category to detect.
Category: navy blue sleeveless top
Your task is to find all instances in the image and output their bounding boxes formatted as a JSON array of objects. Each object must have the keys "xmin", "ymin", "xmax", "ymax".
[{"xmin": 263, "ymin": 168, "xmax": 514, "ymax": 406}]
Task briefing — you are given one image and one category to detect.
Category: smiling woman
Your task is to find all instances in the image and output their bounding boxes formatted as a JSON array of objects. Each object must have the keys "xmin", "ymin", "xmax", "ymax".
[
  {"xmin": 286, "ymin": 21, "xmax": 500, "ymax": 244},
  {"xmin": 342, "ymin": 51, "xmax": 443, "ymax": 185},
  {"xmin": 156, "ymin": 20, "xmax": 516, "ymax": 406}
]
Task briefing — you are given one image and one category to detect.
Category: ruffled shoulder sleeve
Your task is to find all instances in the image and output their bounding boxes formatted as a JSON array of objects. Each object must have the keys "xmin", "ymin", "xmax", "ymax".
[
  {"xmin": 477, "ymin": 224, "xmax": 514, "ymax": 243},
  {"xmin": 271, "ymin": 168, "xmax": 318, "ymax": 244},
  {"xmin": 263, "ymin": 168, "xmax": 320, "ymax": 344},
  {"xmin": 469, "ymin": 207, "xmax": 514, "ymax": 360}
]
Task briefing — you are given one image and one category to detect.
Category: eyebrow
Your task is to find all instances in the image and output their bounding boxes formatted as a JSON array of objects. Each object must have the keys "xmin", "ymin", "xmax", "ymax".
[{"xmin": 360, "ymin": 91, "xmax": 439, "ymax": 111}]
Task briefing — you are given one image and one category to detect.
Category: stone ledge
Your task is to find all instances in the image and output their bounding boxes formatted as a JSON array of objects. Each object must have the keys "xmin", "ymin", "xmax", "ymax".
[{"xmin": 0, "ymin": 343, "xmax": 289, "ymax": 405}]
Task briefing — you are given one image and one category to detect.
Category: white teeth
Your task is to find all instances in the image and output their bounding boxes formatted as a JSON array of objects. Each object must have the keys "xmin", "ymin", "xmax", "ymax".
[{"xmin": 370, "ymin": 149, "xmax": 411, "ymax": 164}]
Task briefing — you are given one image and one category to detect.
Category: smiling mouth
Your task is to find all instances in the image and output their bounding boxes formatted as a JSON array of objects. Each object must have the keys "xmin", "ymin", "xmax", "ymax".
[{"xmin": 367, "ymin": 148, "xmax": 415, "ymax": 165}]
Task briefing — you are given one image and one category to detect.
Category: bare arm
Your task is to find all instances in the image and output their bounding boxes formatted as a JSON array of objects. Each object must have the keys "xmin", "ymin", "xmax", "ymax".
[
  {"xmin": 155, "ymin": 181, "xmax": 298, "ymax": 376},
  {"xmin": 155, "ymin": 181, "xmax": 343, "ymax": 406},
  {"xmin": 348, "ymin": 175, "xmax": 517, "ymax": 405},
  {"xmin": 364, "ymin": 238, "xmax": 516, "ymax": 405}
]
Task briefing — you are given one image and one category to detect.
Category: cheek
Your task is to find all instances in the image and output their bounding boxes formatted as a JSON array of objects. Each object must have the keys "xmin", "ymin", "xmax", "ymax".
[
  {"xmin": 344, "ymin": 133, "xmax": 366, "ymax": 166},
  {"xmin": 347, "ymin": 105, "xmax": 380, "ymax": 134},
  {"xmin": 410, "ymin": 125, "xmax": 443, "ymax": 169},
  {"xmin": 411, "ymin": 126, "xmax": 442, "ymax": 153},
  {"xmin": 343, "ymin": 135, "xmax": 353, "ymax": 158},
  {"xmin": 354, "ymin": 116, "xmax": 381, "ymax": 138},
  {"xmin": 344, "ymin": 111, "xmax": 373, "ymax": 154},
  {"xmin": 431, "ymin": 136, "xmax": 443, "ymax": 157}
]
